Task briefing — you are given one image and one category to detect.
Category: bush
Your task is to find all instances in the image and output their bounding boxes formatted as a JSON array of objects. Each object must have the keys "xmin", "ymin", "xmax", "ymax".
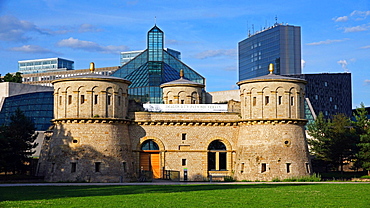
[
  {"xmin": 223, "ymin": 176, "xmax": 236, "ymax": 182},
  {"xmin": 282, "ymin": 174, "xmax": 321, "ymax": 182}
]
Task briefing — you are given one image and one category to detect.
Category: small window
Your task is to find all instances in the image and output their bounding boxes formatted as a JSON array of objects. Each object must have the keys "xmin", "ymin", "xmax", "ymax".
[
  {"xmin": 324, "ymin": 82, "xmax": 328, "ymax": 87},
  {"xmin": 253, "ymin": 97, "xmax": 256, "ymax": 106},
  {"xmin": 261, "ymin": 163, "xmax": 267, "ymax": 173},
  {"xmin": 59, "ymin": 96, "xmax": 62, "ymax": 105},
  {"xmin": 118, "ymin": 96, "xmax": 121, "ymax": 106},
  {"xmin": 265, "ymin": 96, "xmax": 269, "ymax": 105},
  {"xmin": 181, "ymin": 100, "xmax": 184, "ymax": 104},
  {"xmin": 71, "ymin": 162, "xmax": 77, "ymax": 173},
  {"xmin": 241, "ymin": 163, "xmax": 244, "ymax": 173},
  {"xmin": 123, "ymin": 162, "xmax": 127, "ymax": 173},
  {"xmin": 286, "ymin": 163, "xmax": 291, "ymax": 173},
  {"xmin": 68, "ymin": 95, "xmax": 72, "ymax": 105},
  {"xmin": 169, "ymin": 100, "xmax": 173, "ymax": 104},
  {"xmin": 290, "ymin": 96, "xmax": 294, "ymax": 106},
  {"xmin": 94, "ymin": 95, "xmax": 98, "ymax": 105},
  {"xmin": 51, "ymin": 163, "xmax": 55, "ymax": 173},
  {"xmin": 182, "ymin": 133, "xmax": 186, "ymax": 140},
  {"xmin": 95, "ymin": 162, "xmax": 101, "ymax": 172},
  {"xmin": 80, "ymin": 95, "xmax": 85, "ymax": 104},
  {"xmin": 315, "ymin": 95, "xmax": 318, "ymax": 100},
  {"xmin": 330, "ymin": 97, "xmax": 333, "ymax": 102},
  {"xmin": 278, "ymin": 96, "xmax": 282, "ymax": 105},
  {"xmin": 182, "ymin": 159, "xmax": 187, "ymax": 166},
  {"xmin": 305, "ymin": 163, "xmax": 310, "ymax": 173},
  {"xmin": 107, "ymin": 95, "xmax": 111, "ymax": 105}
]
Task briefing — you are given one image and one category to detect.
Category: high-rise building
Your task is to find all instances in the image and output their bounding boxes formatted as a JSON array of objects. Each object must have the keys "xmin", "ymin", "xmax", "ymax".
[
  {"xmin": 112, "ymin": 25, "xmax": 204, "ymax": 104},
  {"xmin": 238, "ymin": 24, "xmax": 301, "ymax": 80},
  {"xmin": 284, "ymin": 73, "xmax": 352, "ymax": 118},
  {"xmin": 18, "ymin": 58, "xmax": 74, "ymax": 74}
]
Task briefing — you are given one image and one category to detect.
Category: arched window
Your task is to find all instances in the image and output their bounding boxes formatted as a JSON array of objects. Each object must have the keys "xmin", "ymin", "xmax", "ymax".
[
  {"xmin": 141, "ymin": 140, "xmax": 159, "ymax": 150},
  {"xmin": 208, "ymin": 140, "xmax": 227, "ymax": 171}
]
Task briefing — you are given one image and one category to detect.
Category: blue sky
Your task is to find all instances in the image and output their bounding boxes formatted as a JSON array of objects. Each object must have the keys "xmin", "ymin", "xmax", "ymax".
[{"xmin": 0, "ymin": 0, "xmax": 369, "ymax": 108}]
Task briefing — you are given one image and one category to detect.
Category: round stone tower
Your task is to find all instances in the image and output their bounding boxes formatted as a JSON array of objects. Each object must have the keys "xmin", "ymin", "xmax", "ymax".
[
  {"xmin": 235, "ymin": 64, "xmax": 311, "ymax": 181},
  {"xmin": 160, "ymin": 70, "xmax": 205, "ymax": 104},
  {"xmin": 39, "ymin": 63, "xmax": 134, "ymax": 182}
]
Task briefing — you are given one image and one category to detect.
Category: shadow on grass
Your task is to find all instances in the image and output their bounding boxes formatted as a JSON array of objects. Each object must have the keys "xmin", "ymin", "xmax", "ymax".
[{"xmin": 0, "ymin": 183, "xmax": 314, "ymax": 202}]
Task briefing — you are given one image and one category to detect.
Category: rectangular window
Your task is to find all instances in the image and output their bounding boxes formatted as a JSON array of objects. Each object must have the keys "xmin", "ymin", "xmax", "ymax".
[
  {"xmin": 286, "ymin": 163, "xmax": 291, "ymax": 173},
  {"xmin": 68, "ymin": 95, "xmax": 72, "ymax": 105},
  {"xmin": 290, "ymin": 96, "xmax": 294, "ymax": 106},
  {"xmin": 80, "ymin": 95, "xmax": 85, "ymax": 104},
  {"xmin": 241, "ymin": 163, "xmax": 244, "ymax": 173},
  {"xmin": 182, "ymin": 133, "xmax": 186, "ymax": 140},
  {"xmin": 123, "ymin": 162, "xmax": 127, "ymax": 173},
  {"xmin": 181, "ymin": 100, "xmax": 184, "ymax": 104},
  {"xmin": 95, "ymin": 162, "xmax": 101, "ymax": 172},
  {"xmin": 94, "ymin": 95, "xmax": 98, "ymax": 105},
  {"xmin": 59, "ymin": 96, "xmax": 62, "ymax": 105},
  {"xmin": 107, "ymin": 95, "xmax": 111, "ymax": 105},
  {"xmin": 278, "ymin": 96, "xmax": 282, "ymax": 105},
  {"xmin": 182, "ymin": 159, "xmax": 186, "ymax": 166},
  {"xmin": 71, "ymin": 162, "xmax": 77, "ymax": 173},
  {"xmin": 118, "ymin": 96, "xmax": 121, "ymax": 106},
  {"xmin": 305, "ymin": 163, "xmax": 310, "ymax": 173},
  {"xmin": 253, "ymin": 97, "xmax": 256, "ymax": 106},
  {"xmin": 261, "ymin": 163, "xmax": 267, "ymax": 173},
  {"xmin": 265, "ymin": 96, "xmax": 269, "ymax": 105}
]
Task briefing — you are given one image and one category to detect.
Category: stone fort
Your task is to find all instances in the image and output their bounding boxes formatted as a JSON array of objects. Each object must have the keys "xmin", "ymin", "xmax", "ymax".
[{"xmin": 37, "ymin": 62, "xmax": 311, "ymax": 182}]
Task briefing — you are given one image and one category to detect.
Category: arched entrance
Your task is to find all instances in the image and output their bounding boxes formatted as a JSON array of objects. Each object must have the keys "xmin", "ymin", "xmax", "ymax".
[
  {"xmin": 208, "ymin": 140, "xmax": 227, "ymax": 171},
  {"xmin": 140, "ymin": 140, "xmax": 160, "ymax": 178}
]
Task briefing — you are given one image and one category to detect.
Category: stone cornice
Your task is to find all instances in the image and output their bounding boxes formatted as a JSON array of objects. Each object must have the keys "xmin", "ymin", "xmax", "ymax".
[
  {"xmin": 238, "ymin": 118, "xmax": 307, "ymax": 125},
  {"xmin": 52, "ymin": 118, "xmax": 131, "ymax": 124}
]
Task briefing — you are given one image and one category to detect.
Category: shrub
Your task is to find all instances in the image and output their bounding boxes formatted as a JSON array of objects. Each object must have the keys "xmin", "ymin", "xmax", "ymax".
[{"xmin": 282, "ymin": 174, "xmax": 321, "ymax": 182}]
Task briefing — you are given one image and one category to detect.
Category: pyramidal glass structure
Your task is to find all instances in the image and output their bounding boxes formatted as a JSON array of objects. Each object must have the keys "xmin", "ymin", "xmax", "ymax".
[{"xmin": 111, "ymin": 25, "xmax": 205, "ymax": 104}]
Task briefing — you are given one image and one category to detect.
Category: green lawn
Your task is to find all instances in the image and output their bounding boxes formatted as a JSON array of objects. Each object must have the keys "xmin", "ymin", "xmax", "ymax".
[{"xmin": 0, "ymin": 183, "xmax": 369, "ymax": 207}]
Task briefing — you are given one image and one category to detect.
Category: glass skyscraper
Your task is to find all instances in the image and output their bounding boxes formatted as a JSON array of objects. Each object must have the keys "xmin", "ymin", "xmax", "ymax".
[
  {"xmin": 238, "ymin": 24, "xmax": 301, "ymax": 81},
  {"xmin": 112, "ymin": 25, "xmax": 204, "ymax": 104}
]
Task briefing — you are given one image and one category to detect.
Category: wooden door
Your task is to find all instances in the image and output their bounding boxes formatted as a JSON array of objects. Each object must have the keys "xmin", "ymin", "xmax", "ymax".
[{"xmin": 140, "ymin": 152, "xmax": 160, "ymax": 179}]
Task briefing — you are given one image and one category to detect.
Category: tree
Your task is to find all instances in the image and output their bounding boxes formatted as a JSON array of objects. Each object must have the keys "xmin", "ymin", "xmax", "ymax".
[
  {"xmin": 307, "ymin": 112, "xmax": 357, "ymax": 172},
  {"xmin": 3, "ymin": 72, "xmax": 22, "ymax": 83},
  {"xmin": 1, "ymin": 108, "xmax": 38, "ymax": 174},
  {"xmin": 353, "ymin": 103, "xmax": 370, "ymax": 175}
]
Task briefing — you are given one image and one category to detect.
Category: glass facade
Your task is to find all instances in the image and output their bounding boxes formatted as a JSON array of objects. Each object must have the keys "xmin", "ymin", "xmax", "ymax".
[
  {"xmin": 112, "ymin": 25, "xmax": 204, "ymax": 104},
  {"xmin": 238, "ymin": 24, "xmax": 301, "ymax": 81},
  {"xmin": 0, "ymin": 92, "xmax": 54, "ymax": 131},
  {"xmin": 18, "ymin": 58, "xmax": 74, "ymax": 74}
]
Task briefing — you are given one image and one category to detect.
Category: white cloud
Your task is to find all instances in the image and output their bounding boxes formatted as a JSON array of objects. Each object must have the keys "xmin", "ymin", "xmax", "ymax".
[
  {"xmin": 350, "ymin": 10, "xmax": 370, "ymax": 20},
  {"xmin": 306, "ymin": 39, "xmax": 349, "ymax": 46},
  {"xmin": 78, "ymin": 24, "xmax": 103, "ymax": 33},
  {"xmin": 223, "ymin": 66, "xmax": 236, "ymax": 71},
  {"xmin": 8, "ymin": 45, "xmax": 56, "ymax": 54},
  {"xmin": 360, "ymin": 45, "xmax": 370, "ymax": 49},
  {"xmin": 343, "ymin": 25, "xmax": 369, "ymax": 33},
  {"xmin": 301, "ymin": 59, "xmax": 306, "ymax": 69},
  {"xmin": 195, "ymin": 49, "xmax": 236, "ymax": 59},
  {"xmin": 337, "ymin": 59, "xmax": 349, "ymax": 72},
  {"xmin": 333, "ymin": 16, "xmax": 348, "ymax": 22},
  {"xmin": 0, "ymin": 15, "xmax": 44, "ymax": 41},
  {"xmin": 57, "ymin": 37, "xmax": 129, "ymax": 54},
  {"xmin": 364, "ymin": 80, "xmax": 370, "ymax": 84}
]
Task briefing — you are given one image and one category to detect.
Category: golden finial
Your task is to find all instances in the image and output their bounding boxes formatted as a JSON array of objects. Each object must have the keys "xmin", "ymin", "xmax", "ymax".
[
  {"xmin": 89, "ymin": 62, "xmax": 95, "ymax": 73},
  {"xmin": 268, "ymin": 63, "xmax": 274, "ymax": 74},
  {"xmin": 180, "ymin": 69, "xmax": 184, "ymax": 78}
]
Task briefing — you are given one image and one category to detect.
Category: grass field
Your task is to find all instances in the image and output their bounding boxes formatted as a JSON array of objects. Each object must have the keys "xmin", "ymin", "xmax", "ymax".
[{"xmin": 0, "ymin": 183, "xmax": 369, "ymax": 207}]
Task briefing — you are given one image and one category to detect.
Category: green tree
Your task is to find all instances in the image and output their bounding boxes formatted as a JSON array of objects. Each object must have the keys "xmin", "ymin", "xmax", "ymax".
[
  {"xmin": 1, "ymin": 108, "xmax": 38, "ymax": 174},
  {"xmin": 3, "ymin": 72, "xmax": 22, "ymax": 83},
  {"xmin": 353, "ymin": 103, "xmax": 370, "ymax": 175},
  {"xmin": 308, "ymin": 113, "xmax": 357, "ymax": 172}
]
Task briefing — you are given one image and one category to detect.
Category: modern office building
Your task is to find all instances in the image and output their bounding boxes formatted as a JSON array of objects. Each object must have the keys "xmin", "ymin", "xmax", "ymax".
[
  {"xmin": 238, "ymin": 23, "xmax": 301, "ymax": 80},
  {"xmin": 112, "ymin": 25, "xmax": 204, "ymax": 104},
  {"xmin": 0, "ymin": 82, "xmax": 54, "ymax": 157},
  {"xmin": 120, "ymin": 48, "xmax": 181, "ymax": 66},
  {"xmin": 284, "ymin": 73, "xmax": 352, "ymax": 118},
  {"xmin": 21, "ymin": 66, "xmax": 119, "ymax": 86},
  {"xmin": 18, "ymin": 58, "xmax": 74, "ymax": 74}
]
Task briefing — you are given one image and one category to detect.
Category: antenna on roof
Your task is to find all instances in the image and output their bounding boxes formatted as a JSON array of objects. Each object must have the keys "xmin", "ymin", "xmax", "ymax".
[
  {"xmin": 154, "ymin": 16, "xmax": 157, "ymax": 25},
  {"xmin": 275, "ymin": 15, "xmax": 278, "ymax": 24}
]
